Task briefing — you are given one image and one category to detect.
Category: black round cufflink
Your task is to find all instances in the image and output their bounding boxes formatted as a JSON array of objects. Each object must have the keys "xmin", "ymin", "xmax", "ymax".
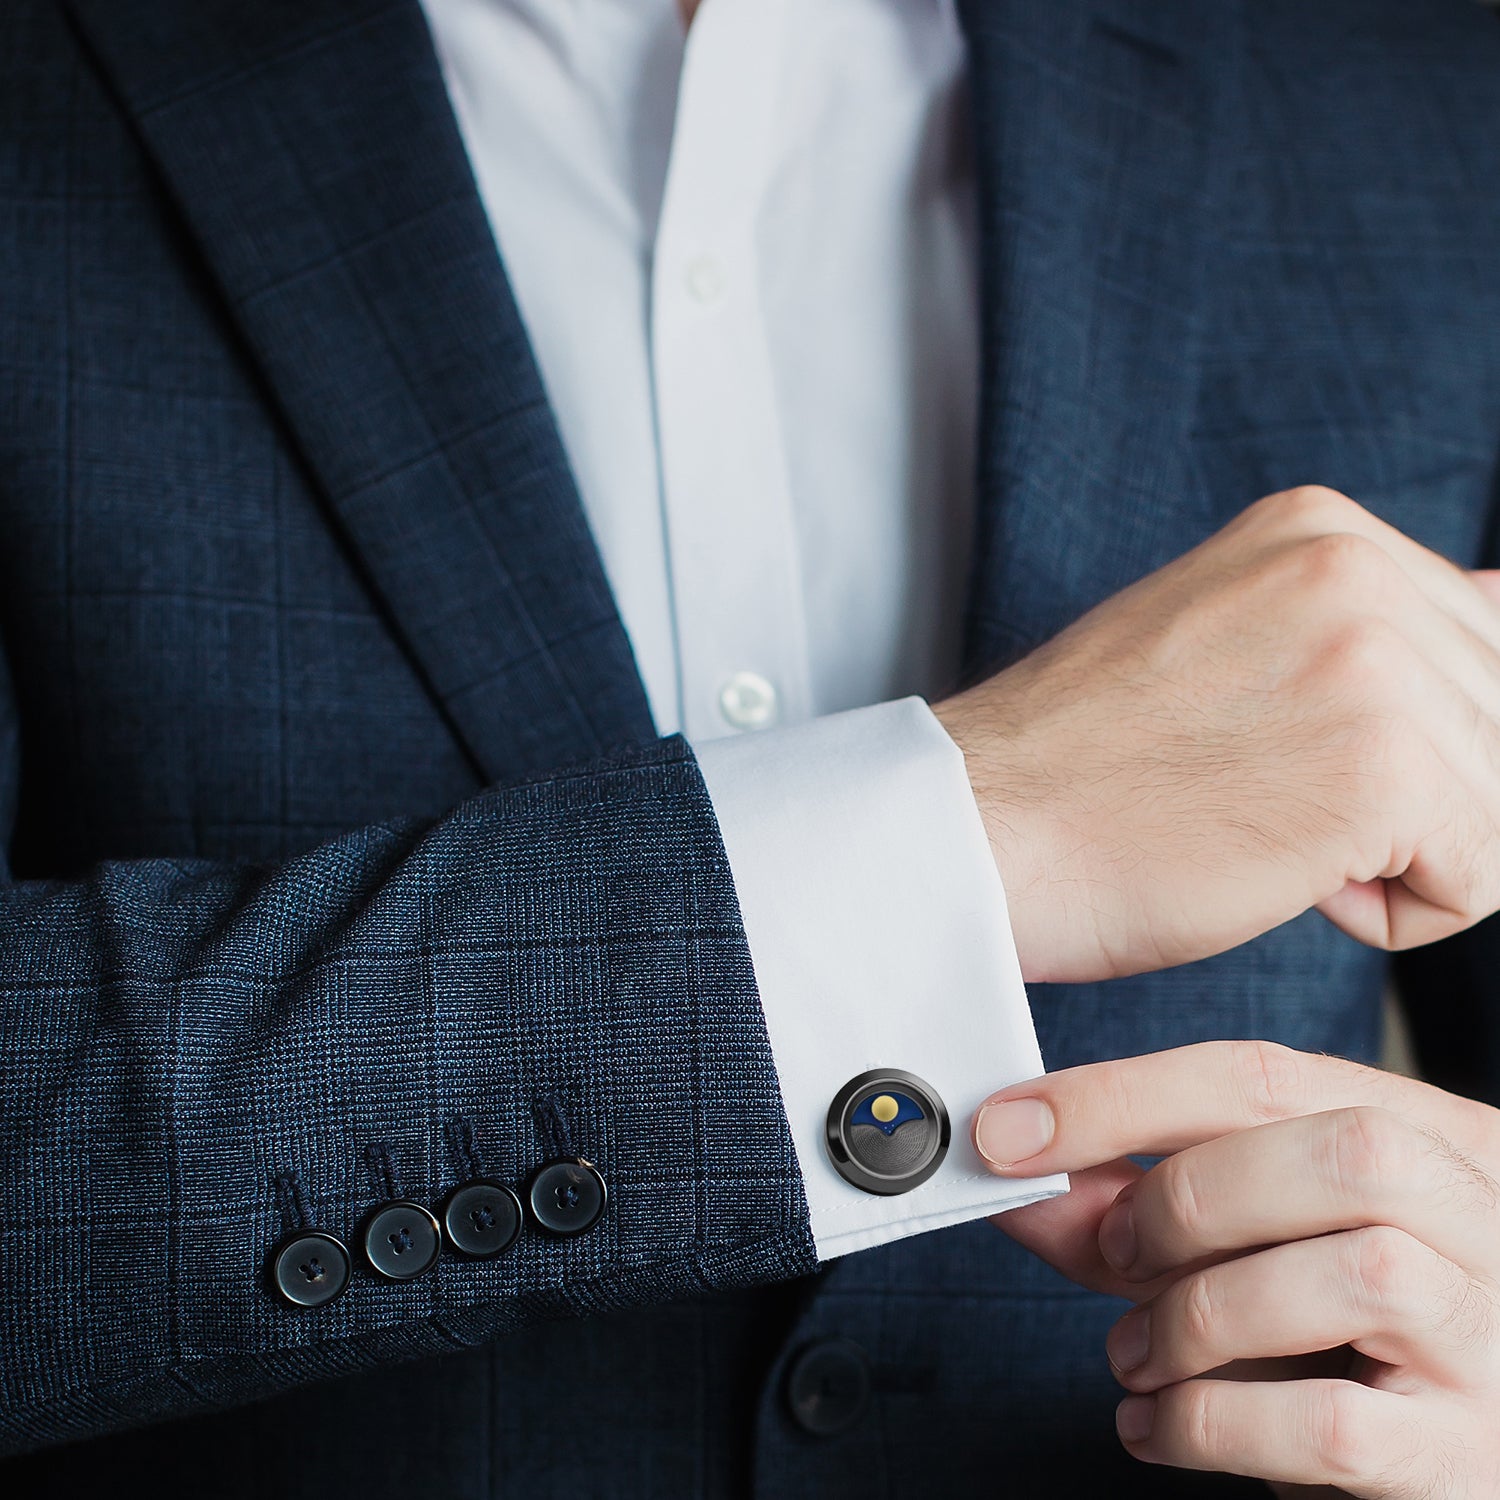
[{"xmin": 825, "ymin": 1068, "xmax": 950, "ymax": 1195}]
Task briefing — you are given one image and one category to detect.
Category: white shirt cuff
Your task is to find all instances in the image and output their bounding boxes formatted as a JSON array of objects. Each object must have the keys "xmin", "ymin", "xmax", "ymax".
[{"xmin": 692, "ymin": 697, "xmax": 1067, "ymax": 1261}]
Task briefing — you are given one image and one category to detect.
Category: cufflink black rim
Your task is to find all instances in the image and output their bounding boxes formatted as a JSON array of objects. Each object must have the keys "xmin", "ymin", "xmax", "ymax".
[
  {"xmin": 825, "ymin": 1068, "xmax": 950, "ymax": 1196},
  {"xmin": 359, "ymin": 1199, "xmax": 443, "ymax": 1281},
  {"xmin": 440, "ymin": 1179, "xmax": 523, "ymax": 1259}
]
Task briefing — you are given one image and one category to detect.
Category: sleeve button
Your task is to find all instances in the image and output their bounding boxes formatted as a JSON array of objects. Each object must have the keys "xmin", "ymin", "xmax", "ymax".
[
  {"xmin": 270, "ymin": 1231, "xmax": 350, "ymax": 1309},
  {"xmin": 441, "ymin": 1180, "xmax": 522, "ymax": 1258},
  {"xmin": 527, "ymin": 1158, "xmax": 607, "ymax": 1236},
  {"xmin": 360, "ymin": 1200, "xmax": 442, "ymax": 1280}
]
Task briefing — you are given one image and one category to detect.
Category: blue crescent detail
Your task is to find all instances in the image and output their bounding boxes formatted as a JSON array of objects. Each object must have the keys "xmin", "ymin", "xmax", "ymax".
[{"xmin": 849, "ymin": 1091, "xmax": 926, "ymax": 1136}]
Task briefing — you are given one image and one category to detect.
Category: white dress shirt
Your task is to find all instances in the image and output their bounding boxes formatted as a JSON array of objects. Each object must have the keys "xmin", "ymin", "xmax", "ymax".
[{"xmin": 420, "ymin": 0, "xmax": 1066, "ymax": 1256}]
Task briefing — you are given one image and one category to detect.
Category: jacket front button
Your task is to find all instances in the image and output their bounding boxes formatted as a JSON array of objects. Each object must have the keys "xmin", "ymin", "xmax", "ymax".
[
  {"xmin": 441, "ymin": 1180, "xmax": 522, "ymax": 1258},
  {"xmin": 270, "ymin": 1231, "xmax": 350, "ymax": 1309},
  {"xmin": 785, "ymin": 1339, "xmax": 873, "ymax": 1436},
  {"xmin": 361, "ymin": 1200, "xmax": 441, "ymax": 1280},
  {"xmin": 527, "ymin": 1158, "xmax": 607, "ymax": 1236}
]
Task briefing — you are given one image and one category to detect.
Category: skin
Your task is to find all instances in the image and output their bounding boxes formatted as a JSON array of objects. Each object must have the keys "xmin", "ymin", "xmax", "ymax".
[
  {"xmin": 587, "ymin": 6, "xmax": 1494, "ymax": 1475},
  {"xmin": 664, "ymin": 11, "xmax": 1500, "ymax": 1472},
  {"xmin": 934, "ymin": 486, "xmax": 1500, "ymax": 981},
  {"xmin": 652, "ymin": 5, "xmax": 1497, "ymax": 1469},
  {"xmin": 972, "ymin": 1042, "xmax": 1500, "ymax": 1497},
  {"xmin": 928, "ymin": 485, "xmax": 1500, "ymax": 1489}
]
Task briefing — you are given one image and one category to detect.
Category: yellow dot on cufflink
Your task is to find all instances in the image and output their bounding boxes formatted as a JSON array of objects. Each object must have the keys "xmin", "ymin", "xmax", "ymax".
[{"xmin": 870, "ymin": 1094, "xmax": 899, "ymax": 1124}]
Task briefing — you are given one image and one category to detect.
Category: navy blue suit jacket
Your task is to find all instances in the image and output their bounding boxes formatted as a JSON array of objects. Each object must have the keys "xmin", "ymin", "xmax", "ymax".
[{"xmin": 3, "ymin": 0, "xmax": 1500, "ymax": 1493}]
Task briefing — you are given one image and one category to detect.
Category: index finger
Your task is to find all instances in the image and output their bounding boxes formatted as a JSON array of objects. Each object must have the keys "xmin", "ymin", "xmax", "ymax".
[{"xmin": 971, "ymin": 1040, "xmax": 1490, "ymax": 1178}]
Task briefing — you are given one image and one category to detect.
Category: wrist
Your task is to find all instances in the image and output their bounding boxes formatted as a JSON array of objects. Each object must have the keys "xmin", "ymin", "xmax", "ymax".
[{"xmin": 932, "ymin": 684, "xmax": 1059, "ymax": 982}]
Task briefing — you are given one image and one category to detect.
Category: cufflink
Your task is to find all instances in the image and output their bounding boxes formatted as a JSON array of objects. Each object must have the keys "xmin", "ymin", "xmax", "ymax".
[{"xmin": 825, "ymin": 1068, "xmax": 950, "ymax": 1195}]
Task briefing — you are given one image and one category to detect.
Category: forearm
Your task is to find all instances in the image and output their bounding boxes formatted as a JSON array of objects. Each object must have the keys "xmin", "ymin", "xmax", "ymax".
[{"xmin": 0, "ymin": 736, "xmax": 815, "ymax": 1454}]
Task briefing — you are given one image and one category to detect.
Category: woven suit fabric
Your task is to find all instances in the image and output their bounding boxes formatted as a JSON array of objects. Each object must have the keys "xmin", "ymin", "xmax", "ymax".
[{"xmin": 3, "ymin": 0, "xmax": 1500, "ymax": 1494}]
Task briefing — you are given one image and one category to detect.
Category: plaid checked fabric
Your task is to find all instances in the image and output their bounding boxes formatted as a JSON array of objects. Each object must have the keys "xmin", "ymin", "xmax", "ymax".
[
  {"xmin": 0, "ymin": 0, "xmax": 816, "ymax": 1460},
  {"xmin": 3, "ymin": 0, "xmax": 1500, "ymax": 1493}
]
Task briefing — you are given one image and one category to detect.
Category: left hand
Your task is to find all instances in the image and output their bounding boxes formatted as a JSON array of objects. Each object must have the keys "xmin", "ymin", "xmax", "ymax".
[{"xmin": 972, "ymin": 1041, "xmax": 1500, "ymax": 1497}]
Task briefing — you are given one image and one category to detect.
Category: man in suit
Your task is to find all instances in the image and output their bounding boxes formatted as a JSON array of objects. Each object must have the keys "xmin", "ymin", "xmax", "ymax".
[{"xmin": 4, "ymin": 0, "xmax": 1500, "ymax": 1494}]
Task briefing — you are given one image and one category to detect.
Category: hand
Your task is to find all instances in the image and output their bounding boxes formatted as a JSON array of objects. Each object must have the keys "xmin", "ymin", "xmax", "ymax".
[
  {"xmin": 972, "ymin": 1041, "xmax": 1500, "ymax": 1497},
  {"xmin": 933, "ymin": 486, "xmax": 1500, "ymax": 982}
]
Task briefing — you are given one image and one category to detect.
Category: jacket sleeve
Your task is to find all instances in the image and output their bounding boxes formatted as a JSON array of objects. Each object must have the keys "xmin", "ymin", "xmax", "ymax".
[{"xmin": 0, "ymin": 650, "xmax": 816, "ymax": 1454}]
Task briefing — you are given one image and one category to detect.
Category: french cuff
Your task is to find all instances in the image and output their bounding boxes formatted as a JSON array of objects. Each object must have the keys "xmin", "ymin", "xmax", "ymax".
[{"xmin": 693, "ymin": 697, "xmax": 1067, "ymax": 1261}]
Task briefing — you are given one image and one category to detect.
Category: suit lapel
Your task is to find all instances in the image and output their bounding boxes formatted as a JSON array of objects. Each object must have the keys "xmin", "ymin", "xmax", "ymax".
[
  {"xmin": 64, "ymin": 0, "xmax": 654, "ymax": 780},
  {"xmin": 957, "ymin": 0, "xmax": 1229, "ymax": 678},
  {"xmin": 66, "ymin": 0, "xmax": 1229, "ymax": 758}
]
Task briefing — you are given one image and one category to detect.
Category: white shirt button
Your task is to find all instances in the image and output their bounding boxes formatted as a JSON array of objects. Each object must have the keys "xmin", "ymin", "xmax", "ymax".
[
  {"xmin": 684, "ymin": 254, "xmax": 726, "ymax": 304},
  {"xmin": 718, "ymin": 670, "xmax": 779, "ymax": 731}
]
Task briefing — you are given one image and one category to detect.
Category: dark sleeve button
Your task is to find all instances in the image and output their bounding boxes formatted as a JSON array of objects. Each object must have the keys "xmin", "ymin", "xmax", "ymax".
[
  {"xmin": 270, "ymin": 1231, "xmax": 350, "ymax": 1309},
  {"xmin": 785, "ymin": 1338, "xmax": 873, "ymax": 1436},
  {"xmin": 527, "ymin": 1158, "xmax": 607, "ymax": 1236},
  {"xmin": 441, "ymin": 1179, "xmax": 522, "ymax": 1258},
  {"xmin": 825, "ymin": 1068, "xmax": 950, "ymax": 1196},
  {"xmin": 360, "ymin": 1200, "xmax": 442, "ymax": 1280}
]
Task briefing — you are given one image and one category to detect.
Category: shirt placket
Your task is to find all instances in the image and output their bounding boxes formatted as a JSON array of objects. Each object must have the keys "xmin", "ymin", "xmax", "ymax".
[{"xmin": 649, "ymin": 0, "xmax": 813, "ymax": 743}]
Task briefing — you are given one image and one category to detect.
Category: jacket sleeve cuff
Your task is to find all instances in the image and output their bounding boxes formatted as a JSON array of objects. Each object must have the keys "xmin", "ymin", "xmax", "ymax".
[{"xmin": 692, "ymin": 697, "xmax": 1067, "ymax": 1261}]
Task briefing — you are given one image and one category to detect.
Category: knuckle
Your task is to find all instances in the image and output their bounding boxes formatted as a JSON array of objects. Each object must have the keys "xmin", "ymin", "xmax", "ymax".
[
  {"xmin": 1235, "ymin": 1039, "xmax": 1306, "ymax": 1125},
  {"xmin": 1292, "ymin": 620, "xmax": 1421, "ymax": 776},
  {"xmin": 1189, "ymin": 1387, "xmax": 1218, "ymax": 1460},
  {"xmin": 1294, "ymin": 528, "xmax": 1391, "ymax": 600},
  {"xmin": 1255, "ymin": 484, "xmax": 1359, "ymax": 531},
  {"xmin": 1347, "ymin": 1225, "xmax": 1419, "ymax": 1320},
  {"xmin": 1312, "ymin": 1382, "xmax": 1376, "ymax": 1483},
  {"xmin": 1324, "ymin": 1105, "xmax": 1411, "ymax": 1206},
  {"xmin": 1176, "ymin": 1271, "xmax": 1222, "ymax": 1353},
  {"xmin": 1313, "ymin": 616, "xmax": 1408, "ymax": 703},
  {"xmin": 1162, "ymin": 1380, "xmax": 1224, "ymax": 1463},
  {"xmin": 1155, "ymin": 1156, "xmax": 1209, "ymax": 1243}
]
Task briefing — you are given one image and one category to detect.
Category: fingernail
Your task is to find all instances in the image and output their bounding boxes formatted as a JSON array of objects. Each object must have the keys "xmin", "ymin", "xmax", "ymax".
[
  {"xmin": 1116, "ymin": 1394, "xmax": 1155, "ymax": 1445},
  {"xmin": 1099, "ymin": 1197, "xmax": 1138, "ymax": 1273},
  {"xmin": 1106, "ymin": 1309, "xmax": 1150, "ymax": 1374},
  {"xmin": 974, "ymin": 1098, "xmax": 1055, "ymax": 1169}
]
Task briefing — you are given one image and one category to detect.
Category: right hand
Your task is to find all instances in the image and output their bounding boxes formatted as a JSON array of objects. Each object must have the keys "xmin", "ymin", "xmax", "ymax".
[{"xmin": 934, "ymin": 485, "xmax": 1500, "ymax": 983}]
